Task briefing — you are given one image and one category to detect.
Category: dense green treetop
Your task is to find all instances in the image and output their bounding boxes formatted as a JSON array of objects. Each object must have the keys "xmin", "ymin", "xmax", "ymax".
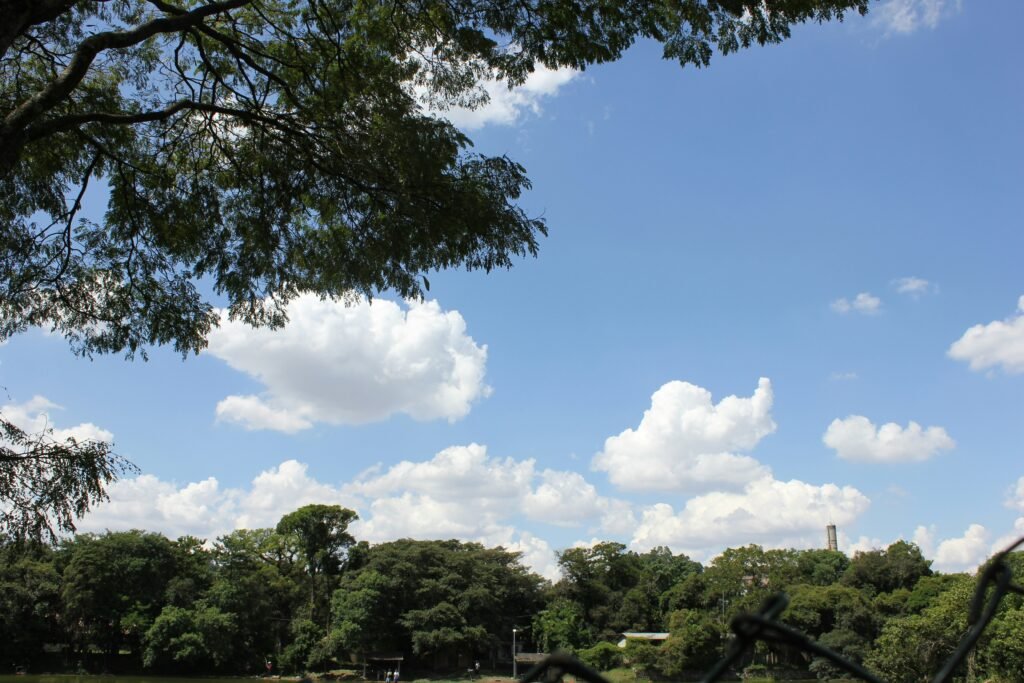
[
  {"xmin": 60, "ymin": 530, "xmax": 180, "ymax": 656},
  {"xmin": 0, "ymin": 0, "xmax": 869, "ymax": 358},
  {"xmin": 841, "ymin": 539, "xmax": 933, "ymax": 595},
  {"xmin": 1, "ymin": 522, "xmax": 1023, "ymax": 681},
  {"xmin": 332, "ymin": 538, "xmax": 544, "ymax": 659},
  {"xmin": 275, "ymin": 504, "xmax": 358, "ymax": 577}
]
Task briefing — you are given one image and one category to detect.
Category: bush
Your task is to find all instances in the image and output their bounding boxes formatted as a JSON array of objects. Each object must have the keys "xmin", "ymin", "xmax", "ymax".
[
  {"xmin": 578, "ymin": 642, "xmax": 624, "ymax": 672},
  {"xmin": 742, "ymin": 663, "xmax": 773, "ymax": 681},
  {"xmin": 622, "ymin": 640, "xmax": 659, "ymax": 669}
]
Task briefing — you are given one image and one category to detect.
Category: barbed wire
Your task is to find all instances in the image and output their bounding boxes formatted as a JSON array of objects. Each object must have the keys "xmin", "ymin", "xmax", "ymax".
[{"xmin": 521, "ymin": 536, "xmax": 1024, "ymax": 683}]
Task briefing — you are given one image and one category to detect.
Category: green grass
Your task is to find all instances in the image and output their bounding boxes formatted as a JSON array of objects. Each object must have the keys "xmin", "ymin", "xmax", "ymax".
[{"xmin": 601, "ymin": 668, "xmax": 639, "ymax": 683}]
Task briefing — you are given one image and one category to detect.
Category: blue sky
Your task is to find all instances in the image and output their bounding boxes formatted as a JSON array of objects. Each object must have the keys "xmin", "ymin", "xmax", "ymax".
[{"xmin": 4, "ymin": 0, "xmax": 1023, "ymax": 577}]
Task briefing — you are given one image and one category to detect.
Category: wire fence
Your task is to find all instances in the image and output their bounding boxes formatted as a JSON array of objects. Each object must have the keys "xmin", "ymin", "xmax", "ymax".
[{"xmin": 521, "ymin": 536, "xmax": 1024, "ymax": 683}]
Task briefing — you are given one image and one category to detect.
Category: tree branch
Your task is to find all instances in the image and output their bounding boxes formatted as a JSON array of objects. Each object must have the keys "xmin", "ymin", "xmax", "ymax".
[
  {"xmin": 25, "ymin": 99, "xmax": 299, "ymax": 142},
  {"xmin": 1, "ymin": 0, "xmax": 252, "ymax": 144},
  {"xmin": 0, "ymin": 0, "xmax": 77, "ymax": 62}
]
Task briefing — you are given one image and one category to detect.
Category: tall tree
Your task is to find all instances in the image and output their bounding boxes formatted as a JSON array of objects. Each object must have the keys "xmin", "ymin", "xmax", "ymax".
[
  {"xmin": 331, "ymin": 539, "xmax": 544, "ymax": 665},
  {"xmin": 556, "ymin": 541, "xmax": 643, "ymax": 639},
  {"xmin": 61, "ymin": 530, "xmax": 178, "ymax": 660},
  {"xmin": 0, "ymin": 539, "xmax": 62, "ymax": 666},
  {"xmin": 207, "ymin": 528, "xmax": 303, "ymax": 670},
  {"xmin": 275, "ymin": 504, "xmax": 358, "ymax": 627},
  {"xmin": 842, "ymin": 540, "xmax": 932, "ymax": 596},
  {"xmin": 866, "ymin": 575, "xmax": 974, "ymax": 682}
]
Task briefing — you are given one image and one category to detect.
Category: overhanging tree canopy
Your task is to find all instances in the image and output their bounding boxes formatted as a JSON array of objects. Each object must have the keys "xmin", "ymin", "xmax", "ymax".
[
  {"xmin": 0, "ymin": 0, "xmax": 869, "ymax": 541},
  {"xmin": 1, "ymin": 0, "xmax": 868, "ymax": 358}
]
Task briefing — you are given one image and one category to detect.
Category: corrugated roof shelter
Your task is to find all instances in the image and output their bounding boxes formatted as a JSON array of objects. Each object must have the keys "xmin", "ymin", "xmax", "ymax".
[{"xmin": 617, "ymin": 632, "xmax": 670, "ymax": 648}]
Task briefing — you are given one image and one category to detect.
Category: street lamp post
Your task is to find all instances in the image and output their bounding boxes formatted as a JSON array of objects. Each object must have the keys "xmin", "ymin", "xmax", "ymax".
[{"xmin": 512, "ymin": 628, "xmax": 517, "ymax": 680}]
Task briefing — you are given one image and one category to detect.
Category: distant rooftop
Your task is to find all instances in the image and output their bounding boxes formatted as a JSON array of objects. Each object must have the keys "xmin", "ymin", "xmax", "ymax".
[{"xmin": 617, "ymin": 632, "xmax": 670, "ymax": 648}]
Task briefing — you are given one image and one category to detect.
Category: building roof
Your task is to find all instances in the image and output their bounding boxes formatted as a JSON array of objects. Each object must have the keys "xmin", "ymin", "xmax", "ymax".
[{"xmin": 617, "ymin": 633, "xmax": 670, "ymax": 648}]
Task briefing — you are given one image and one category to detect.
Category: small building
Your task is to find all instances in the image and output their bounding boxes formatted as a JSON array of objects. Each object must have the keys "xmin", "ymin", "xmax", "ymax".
[
  {"xmin": 515, "ymin": 653, "xmax": 548, "ymax": 668},
  {"xmin": 353, "ymin": 652, "xmax": 404, "ymax": 679},
  {"xmin": 617, "ymin": 632, "xmax": 670, "ymax": 648}
]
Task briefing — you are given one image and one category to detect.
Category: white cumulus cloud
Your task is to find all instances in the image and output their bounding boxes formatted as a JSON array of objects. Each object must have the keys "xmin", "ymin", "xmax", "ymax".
[
  {"xmin": 913, "ymin": 524, "xmax": 937, "ymax": 558},
  {"xmin": 823, "ymin": 415, "xmax": 955, "ymax": 463},
  {"xmin": 81, "ymin": 456, "xmax": 569, "ymax": 579},
  {"xmin": 430, "ymin": 65, "xmax": 578, "ymax": 130},
  {"xmin": 1008, "ymin": 476, "xmax": 1024, "ymax": 513},
  {"xmin": 842, "ymin": 534, "xmax": 886, "ymax": 556},
  {"xmin": 347, "ymin": 444, "xmax": 630, "ymax": 536},
  {"xmin": 1, "ymin": 395, "xmax": 113, "ymax": 444},
  {"xmin": 592, "ymin": 378, "xmax": 775, "ymax": 492},
  {"xmin": 831, "ymin": 292, "xmax": 881, "ymax": 315},
  {"xmin": 948, "ymin": 296, "xmax": 1024, "ymax": 374},
  {"xmin": 81, "ymin": 475, "xmax": 235, "ymax": 540},
  {"xmin": 80, "ymin": 460, "xmax": 360, "ymax": 539},
  {"xmin": 206, "ymin": 295, "xmax": 491, "ymax": 431},
  {"xmin": 992, "ymin": 517, "xmax": 1024, "ymax": 559},
  {"xmin": 933, "ymin": 524, "xmax": 991, "ymax": 573},
  {"xmin": 346, "ymin": 443, "xmax": 531, "ymax": 503},
  {"xmin": 629, "ymin": 477, "xmax": 870, "ymax": 557},
  {"xmin": 873, "ymin": 0, "xmax": 961, "ymax": 35}
]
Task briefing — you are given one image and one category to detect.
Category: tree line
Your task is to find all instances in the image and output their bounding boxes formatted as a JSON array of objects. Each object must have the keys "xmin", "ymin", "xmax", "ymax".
[{"xmin": 2, "ymin": 503, "xmax": 1022, "ymax": 682}]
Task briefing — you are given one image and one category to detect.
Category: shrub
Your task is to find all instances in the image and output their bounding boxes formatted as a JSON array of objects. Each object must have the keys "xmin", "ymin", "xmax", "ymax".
[{"xmin": 578, "ymin": 641, "xmax": 625, "ymax": 672}]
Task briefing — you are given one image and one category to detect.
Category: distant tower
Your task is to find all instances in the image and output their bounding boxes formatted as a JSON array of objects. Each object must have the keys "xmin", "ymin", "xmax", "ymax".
[{"xmin": 826, "ymin": 524, "xmax": 838, "ymax": 551}]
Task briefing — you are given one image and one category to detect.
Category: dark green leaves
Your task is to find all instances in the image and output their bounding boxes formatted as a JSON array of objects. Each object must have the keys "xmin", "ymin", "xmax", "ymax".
[
  {"xmin": 2, "ymin": 0, "xmax": 869, "ymax": 357},
  {"xmin": 0, "ymin": 415, "xmax": 135, "ymax": 542}
]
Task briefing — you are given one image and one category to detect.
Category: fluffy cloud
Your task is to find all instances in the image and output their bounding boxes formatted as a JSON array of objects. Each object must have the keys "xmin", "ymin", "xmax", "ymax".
[
  {"xmin": 592, "ymin": 378, "xmax": 775, "ymax": 492},
  {"xmin": 347, "ymin": 444, "xmax": 629, "ymax": 535},
  {"xmin": 81, "ymin": 475, "xmax": 234, "ymax": 540},
  {"xmin": 80, "ymin": 460, "xmax": 359, "ymax": 539},
  {"xmin": 215, "ymin": 395, "xmax": 312, "ymax": 433},
  {"xmin": 991, "ymin": 480, "xmax": 1024, "ymax": 558},
  {"xmin": 823, "ymin": 415, "xmax": 955, "ymax": 463},
  {"xmin": 948, "ymin": 296, "xmax": 1024, "ymax": 374},
  {"xmin": 235, "ymin": 460, "xmax": 359, "ymax": 530},
  {"xmin": 522, "ymin": 469, "xmax": 638, "ymax": 533},
  {"xmin": 1008, "ymin": 476, "xmax": 1024, "ymax": 513},
  {"xmin": 831, "ymin": 292, "xmax": 881, "ymax": 314},
  {"xmin": 933, "ymin": 524, "xmax": 990, "ymax": 573},
  {"xmin": 873, "ymin": 0, "xmax": 961, "ymax": 35},
  {"xmin": 523, "ymin": 470, "xmax": 612, "ymax": 527},
  {"xmin": 429, "ymin": 65, "xmax": 578, "ymax": 130},
  {"xmin": 629, "ymin": 477, "xmax": 869, "ymax": 557},
  {"xmin": 992, "ymin": 517, "xmax": 1024, "ymax": 559},
  {"xmin": 346, "ymin": 444, "xmax": 531, "ymax": 503},
  {"xmin": 893, "ymin": 276, "xmax": 935, "ymax": 298},
  {"xmin": 843, "ymin": 533, "xmax": 885, "ymax": 556},
  {"xmin": 1, "ymin": 395, "xmax": 113, "ymax": 444},
  {"xmin": 207, "ymin": 295, "xmax": 490, "ymax": 431},
  {"xmin": 912, "ymin": 524, "xmax": 936, "ymax": 558},
  {"xmin": 500, "ymin": 531, "xmax": 560, "ymax": 581},
  {"xmin": 81, "ymin": 449, "xmax": 626, "ymax": 580}
]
